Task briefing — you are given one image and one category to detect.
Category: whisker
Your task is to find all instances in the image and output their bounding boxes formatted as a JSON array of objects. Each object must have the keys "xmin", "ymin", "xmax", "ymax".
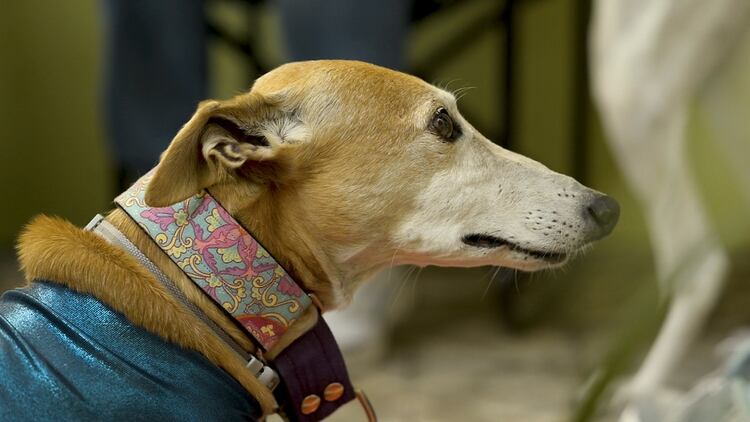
[
  {"xmin": 386, "ymin": 249, "xmax": 399, "ymax": 284},
  {"xmin": 454, "ymin": 86, "xmax": 476, "ymax": 102},
  {"xmin": 390, "ymin": 265, "xmax": 417, "ymax": 310},
  {"xmin": 411, "ymin": 267, "xmax": 424, "ymax": 306},
  {"xmin": 481, "ymin": 266, "xmax": 502, "ymax": 300},
  {"xmin": 435, "ymin": 78, "xmax": 460, "ymax": 92}
]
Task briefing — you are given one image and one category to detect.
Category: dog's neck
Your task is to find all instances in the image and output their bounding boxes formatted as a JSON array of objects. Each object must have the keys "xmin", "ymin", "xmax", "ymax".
[
  {"xmin": 105, "ymin": 182, "xmax": 338, "ymax": 356},
  {"xmin": 209, "ymin": 182, "xmax": 349, "ymax": 309}
]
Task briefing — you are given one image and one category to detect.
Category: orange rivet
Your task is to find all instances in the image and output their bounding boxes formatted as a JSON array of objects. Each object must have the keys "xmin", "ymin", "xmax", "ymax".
[
  {"xmin": 324, "ymin": 382, "xmax": 345, "ymax": 402},
  {"xmin": 301, "ymin": 394, "xmax": 321, "ymax": 415}
]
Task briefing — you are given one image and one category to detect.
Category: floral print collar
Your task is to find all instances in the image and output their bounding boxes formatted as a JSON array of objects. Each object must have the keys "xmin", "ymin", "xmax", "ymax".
[{"xmin": 115, "ymin": 172, "xmax": 312, "ymax": 351}]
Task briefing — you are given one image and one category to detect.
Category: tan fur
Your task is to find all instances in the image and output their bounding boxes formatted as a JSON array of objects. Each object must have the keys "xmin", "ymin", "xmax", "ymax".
[{"xmin": 143, "ymin": 61, "xmax": 444, "ymax": 306}]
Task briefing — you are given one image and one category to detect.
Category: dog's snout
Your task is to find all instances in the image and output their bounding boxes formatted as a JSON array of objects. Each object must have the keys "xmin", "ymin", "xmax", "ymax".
[{"xmin": 584, "ymin": 194, "xmax": 620, "ymax": 240}]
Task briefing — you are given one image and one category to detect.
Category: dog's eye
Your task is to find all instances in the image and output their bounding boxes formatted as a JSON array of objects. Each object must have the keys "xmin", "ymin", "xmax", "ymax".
[{"xmin": 431, "ymin": 108, "xmax": 457, "ymax": 141}]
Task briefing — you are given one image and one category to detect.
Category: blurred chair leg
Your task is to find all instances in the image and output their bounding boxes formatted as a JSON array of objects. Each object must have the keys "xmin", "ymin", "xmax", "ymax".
[{"xmin": 498, "ymin": 0, "xmax": 590, "ymax": 332}]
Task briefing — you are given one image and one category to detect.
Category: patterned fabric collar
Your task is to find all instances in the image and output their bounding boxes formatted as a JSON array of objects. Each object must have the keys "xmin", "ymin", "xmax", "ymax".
[
  {"xmin": 115, "ymin": 172, "xmax": 312, "ymax": 351},
  {"xmin": 115, "ymin": 172, "xmax": 373, "ymax": 421}
]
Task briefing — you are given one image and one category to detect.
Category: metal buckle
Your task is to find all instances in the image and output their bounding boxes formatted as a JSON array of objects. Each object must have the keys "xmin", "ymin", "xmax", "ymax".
[
  {"xmin": 246, "ymin": 354, "xmax": 279, "ymax": 391},
  {"xmin": 258, "ymin": 366, "xmax": 280, "ymax": 391},
  {"xmin": 84, "ymin": 214, "xmax": 105, "ymax": 232},
  {"xmin": 245, "ymin": 354, "xmax": 264, "ymax": 375}
]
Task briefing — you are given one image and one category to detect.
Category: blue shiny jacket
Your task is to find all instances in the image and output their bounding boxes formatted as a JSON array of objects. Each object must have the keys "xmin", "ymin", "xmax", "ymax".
[{"xmin": 0, "ymin": 281, "xmax": 262, "ymax": 421}]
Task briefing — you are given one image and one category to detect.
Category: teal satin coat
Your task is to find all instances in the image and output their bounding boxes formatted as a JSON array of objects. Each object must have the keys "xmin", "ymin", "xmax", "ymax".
[{"xmin": 0, "ymin": 281, "xmax": 261, "ymax": 421}]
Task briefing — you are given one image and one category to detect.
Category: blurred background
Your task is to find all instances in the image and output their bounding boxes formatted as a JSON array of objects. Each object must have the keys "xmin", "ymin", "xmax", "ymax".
[{"xmin": 1, "ymin": 1, "xmax": 749, "ymax": 421}]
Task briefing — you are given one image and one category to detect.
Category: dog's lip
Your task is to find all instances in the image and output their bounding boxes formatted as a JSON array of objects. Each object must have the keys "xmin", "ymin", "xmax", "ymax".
[{"xmin": 461, "ymin": 233, "xmax": 568, "ymax": 263}]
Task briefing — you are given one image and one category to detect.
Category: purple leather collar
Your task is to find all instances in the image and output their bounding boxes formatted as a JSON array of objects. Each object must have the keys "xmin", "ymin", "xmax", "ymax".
[
  {"xmin": 114, "ymin": 173, "xmax": 368, "ymax": 421},
  {"xmin": 273, "ymin": 318, "xmax": 356, "ymax": 421}
]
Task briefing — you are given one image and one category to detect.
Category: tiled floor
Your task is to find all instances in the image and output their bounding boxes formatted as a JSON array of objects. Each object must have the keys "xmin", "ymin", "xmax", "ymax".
[{"xmin": 327, "ymin": 321, "xmax": 592, "ymax": 422}]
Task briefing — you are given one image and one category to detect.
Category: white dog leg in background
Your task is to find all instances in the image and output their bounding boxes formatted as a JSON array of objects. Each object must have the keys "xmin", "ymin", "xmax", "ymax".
[{"xmin": 589, "ymin": 0, "xmax": 750, "ymax": 415}]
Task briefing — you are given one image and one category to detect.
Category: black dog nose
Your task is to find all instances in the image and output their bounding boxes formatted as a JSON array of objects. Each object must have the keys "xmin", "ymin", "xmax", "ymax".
[{"xmin": 585, "ymin": 194, "xmax": 620, "ymax": 240}]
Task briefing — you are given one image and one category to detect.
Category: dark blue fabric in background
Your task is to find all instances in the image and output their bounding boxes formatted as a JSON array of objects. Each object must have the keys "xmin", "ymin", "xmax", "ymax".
[{"xmin": 0, "ymin": 281, "xmax": 261, "ymax": 421}]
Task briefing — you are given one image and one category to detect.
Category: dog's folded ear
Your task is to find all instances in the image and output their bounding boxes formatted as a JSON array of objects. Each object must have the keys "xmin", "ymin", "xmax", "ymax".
[{"xmin": 145, "ymin": 93, "xmax": 302, "ymax": 207}]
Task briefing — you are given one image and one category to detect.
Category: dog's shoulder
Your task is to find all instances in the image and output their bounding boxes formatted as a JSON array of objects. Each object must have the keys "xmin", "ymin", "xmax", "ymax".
[
  {"xmin": 7, "ymin": 216, "xmax": 266, "ymax": 419},
  {"xmin": 16, "ymin": 214, "xmax": 148, "ymax": 288}
]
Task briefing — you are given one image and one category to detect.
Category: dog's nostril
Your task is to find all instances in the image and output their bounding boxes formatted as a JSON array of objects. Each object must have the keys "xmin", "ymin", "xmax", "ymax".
[{"xmin": 585, "ymin": 195, "xmax": 620, "ymax": 239}]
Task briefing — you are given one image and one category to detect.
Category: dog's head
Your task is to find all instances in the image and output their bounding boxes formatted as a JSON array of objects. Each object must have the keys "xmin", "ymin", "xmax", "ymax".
[{"xmin": 145, "ymin": 60, "xmax": 619, "ymax": 308}]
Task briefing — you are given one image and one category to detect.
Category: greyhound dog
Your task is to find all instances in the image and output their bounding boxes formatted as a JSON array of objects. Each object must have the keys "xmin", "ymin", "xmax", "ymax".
[{"xmin": 4, "ymin": 60, "xmax": 619, "ymax": 421}]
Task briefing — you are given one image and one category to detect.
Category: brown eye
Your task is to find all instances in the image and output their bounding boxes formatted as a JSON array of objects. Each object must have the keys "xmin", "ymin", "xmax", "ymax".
[{"xmin": 431, "ymin": 108, "xmax": 456, "ymax": 140}]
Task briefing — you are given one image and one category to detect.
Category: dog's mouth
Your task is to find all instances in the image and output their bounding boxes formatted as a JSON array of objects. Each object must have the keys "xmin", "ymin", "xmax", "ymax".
[{"xmin": 461, "ymin": 234, "xmax": 568, "ymax": 264}]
